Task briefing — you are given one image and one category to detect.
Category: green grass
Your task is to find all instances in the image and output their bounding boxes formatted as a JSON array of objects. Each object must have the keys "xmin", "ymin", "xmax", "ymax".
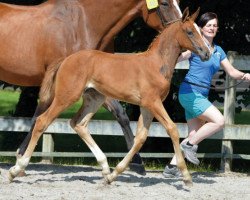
[
  {"xmin": 0, "ymin": 90, "xmax": 19, "ymax": 116},
  {"xmin": 0, "ymin": 89, "xmax": 114, "ymax": 120}
]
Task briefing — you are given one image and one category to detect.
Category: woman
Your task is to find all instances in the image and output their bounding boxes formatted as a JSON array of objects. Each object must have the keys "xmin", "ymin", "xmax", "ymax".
[{"xmin": 163, "ymin": 12, "xmax": 250, "ymax": 178}]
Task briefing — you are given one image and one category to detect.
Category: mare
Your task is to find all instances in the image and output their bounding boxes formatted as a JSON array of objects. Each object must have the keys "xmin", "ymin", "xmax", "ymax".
[
  {"xmin": 0, "ymin": 0, "xmax": 182, "ymax": 173},
  {"xmin": 8, "ymin": 8, "xmax": 210, "ymax": 186}
]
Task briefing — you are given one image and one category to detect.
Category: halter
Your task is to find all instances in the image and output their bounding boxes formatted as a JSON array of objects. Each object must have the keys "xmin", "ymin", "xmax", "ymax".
[{"xmin": 156, "ymin": 6, "xmax": 181, "ymax": 27}]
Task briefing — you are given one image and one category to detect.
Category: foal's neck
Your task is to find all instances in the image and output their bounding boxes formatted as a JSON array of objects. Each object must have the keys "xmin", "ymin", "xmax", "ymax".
[{"xmin": 149, "ymin": 23, "xmax": 181, "ymax": 78}]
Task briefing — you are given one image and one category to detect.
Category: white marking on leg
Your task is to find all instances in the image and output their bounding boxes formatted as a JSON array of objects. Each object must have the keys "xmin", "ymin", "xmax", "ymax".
[{"xmin": 9, "ymin": 156, "xmax": 30, "ymax": 179}]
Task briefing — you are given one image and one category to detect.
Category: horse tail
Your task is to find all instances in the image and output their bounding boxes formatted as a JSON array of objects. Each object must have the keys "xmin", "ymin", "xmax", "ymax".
[{"xmin": 39, "ymin": 58, "xmax": 64, "ymax": 105}]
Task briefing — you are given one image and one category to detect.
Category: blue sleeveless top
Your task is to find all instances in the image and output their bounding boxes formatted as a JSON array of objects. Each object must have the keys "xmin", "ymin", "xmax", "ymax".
[{"xmin": 179, "ymin": 44, "xmax": 227, "ymax": 96}]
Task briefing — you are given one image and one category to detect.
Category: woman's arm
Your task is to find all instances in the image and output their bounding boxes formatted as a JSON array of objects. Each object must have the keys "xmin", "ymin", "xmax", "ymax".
[
  {"xmin": 221, "ymin": 58, "xmax": 250, "ymax": 81},
  {"xmin": 177, "ymin": 50, "xmax": 192, "ymax": 63}
]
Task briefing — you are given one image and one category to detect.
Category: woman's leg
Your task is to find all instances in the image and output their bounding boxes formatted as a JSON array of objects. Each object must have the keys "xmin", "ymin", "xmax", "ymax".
[
  {"xmin": 169, "ymin": 118, "xmax": 204, "ymax": 165},
  {"xmin": 180, "ymin": 105, "xmax": 225, "ymax": 165},
  {"xmin": 188, "ymin": 105, "xmax": 225, "ymax": 145},
  {"xmin": 164, "ymin": 105, "xmax": 225, "ymax": 175}
]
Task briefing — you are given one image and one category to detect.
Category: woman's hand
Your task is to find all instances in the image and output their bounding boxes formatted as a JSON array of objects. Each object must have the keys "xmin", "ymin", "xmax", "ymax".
[{"xmin": 241, "ymin": 73, "xmax": 250, "ymax": 81}]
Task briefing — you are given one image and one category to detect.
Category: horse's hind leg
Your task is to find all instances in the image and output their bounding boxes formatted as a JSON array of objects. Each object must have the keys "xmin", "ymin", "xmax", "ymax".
[
  {"xmin": 106, "ymin": 108, "xmax": 153, "ymax": 183},
  {"xmin": 70, "ymin": 89, "xmax": 110, "ymax": 178},
  {"xmin": 103, "ymin": 98, "xmax": 145, "ymax": 175},
  {"xmin": 148, "ymin": 99, "xmax": 192, "ymax": 186},
  {"xmin": 17, "ymin": 100, "xmax": 52, "ymax": 157},
  {"xmin": 8, "ymin": 97, "xmax": 74, "ymax": 181},
  {"xmin": 18, "ymin": 59, "xmax": 60, "ymax": 157},
  {"xmin": 14, "ymin": 100, "xmax": 53, "ymax": 177}
]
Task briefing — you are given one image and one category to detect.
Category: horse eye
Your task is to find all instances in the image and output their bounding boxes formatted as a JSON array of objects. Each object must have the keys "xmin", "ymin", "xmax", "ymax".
[
  {"xmin": 160, "ymin": 1, "xmax": 169, "ymax": 6},
  {"xmin": 187, "ymin": 31, "xmax": 194, "ymax": 37},
  {"xmin": 161, "ymin": 3, "xmax": 169, "ymax": 6}
]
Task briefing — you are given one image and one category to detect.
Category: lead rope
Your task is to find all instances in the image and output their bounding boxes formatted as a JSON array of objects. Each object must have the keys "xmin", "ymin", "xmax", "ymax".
[{"xmin": 182, "ymin": 79, "xmax": 246, "ymax": 90}]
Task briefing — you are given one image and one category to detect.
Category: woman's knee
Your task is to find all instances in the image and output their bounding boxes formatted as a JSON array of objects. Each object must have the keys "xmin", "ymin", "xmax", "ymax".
[{"xmin": 216, "ymin": 116, "xmax": 225, "ymax": 129}]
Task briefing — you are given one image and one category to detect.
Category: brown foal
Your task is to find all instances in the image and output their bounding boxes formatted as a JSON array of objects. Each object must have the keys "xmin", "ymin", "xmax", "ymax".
[
  {"xmin": 9, "ymin": 8, "xmax": 210, "ymax": 186},
  {"xmin": 0, "ymin": 0, "xmax": 182, "ymax": 173}
]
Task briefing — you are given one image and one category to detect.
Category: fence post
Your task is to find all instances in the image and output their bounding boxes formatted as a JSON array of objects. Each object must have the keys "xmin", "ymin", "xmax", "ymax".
[
  {"xmin": 221, "ymin": 51, "xmax": 237, "ymax": 172},
  {"xmin": 41, "ymin": 133, "xmax": 54, "ymax": 164}
]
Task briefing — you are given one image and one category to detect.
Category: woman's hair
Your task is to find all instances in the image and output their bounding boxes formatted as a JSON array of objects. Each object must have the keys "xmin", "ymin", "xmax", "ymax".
[{"xmin": 197, "ymin": 12, "xmax": 218, "ymax": 28}]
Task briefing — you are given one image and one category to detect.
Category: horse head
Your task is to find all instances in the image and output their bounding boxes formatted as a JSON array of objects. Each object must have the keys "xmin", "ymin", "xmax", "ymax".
[
  {"xmin": 178, "ymin": 7, "xmax": 210, "ymax": 61},
  {"xmin": 141, "ymin": 0, "xmax": 182, "ymax": 31}
]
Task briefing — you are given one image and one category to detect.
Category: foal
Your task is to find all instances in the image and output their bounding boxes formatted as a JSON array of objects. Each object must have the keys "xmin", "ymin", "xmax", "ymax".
[
  {"xmin": 9, "ymin": 8, "xmax": 210, "ymax": 186},
  {"xmin": 1, "ymin": 0, "xmax": 182, "ymax": 174}
]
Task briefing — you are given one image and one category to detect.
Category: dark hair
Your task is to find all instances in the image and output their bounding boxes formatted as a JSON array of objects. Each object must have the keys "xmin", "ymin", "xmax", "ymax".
[{"xmin": 197, "ymin": 12, "xmax": 218, "ymax": 28}]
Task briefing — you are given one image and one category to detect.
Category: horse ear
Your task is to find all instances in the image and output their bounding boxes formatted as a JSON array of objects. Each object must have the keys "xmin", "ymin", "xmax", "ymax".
[
  {"xmin": 182, "ymin": 7, "xmax": 189, "ymax": 22},
  {"xmin": 190, "ymin": 7, "xmax": 200, "ymax": 21}
]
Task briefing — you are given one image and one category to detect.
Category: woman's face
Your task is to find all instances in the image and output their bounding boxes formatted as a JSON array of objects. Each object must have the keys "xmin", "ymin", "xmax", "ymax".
[{"xmin": 201, "ymin": 18, "xmax": 218, "ymax": 39}]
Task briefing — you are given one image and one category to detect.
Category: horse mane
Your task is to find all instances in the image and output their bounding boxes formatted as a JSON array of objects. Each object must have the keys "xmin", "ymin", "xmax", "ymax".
[{"xmin": 146, "ymin": 20, "xmax": 180, "ymax": 51}]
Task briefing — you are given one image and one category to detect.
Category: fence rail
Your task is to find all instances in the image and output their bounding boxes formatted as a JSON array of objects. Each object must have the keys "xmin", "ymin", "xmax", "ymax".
[
  {"xmin": 0, "ymin": 51, "xmax": 249, "ymax": 172},
  {"xmin": 0, "ymin": 117, "xmax": 250, "ymax": 168}
]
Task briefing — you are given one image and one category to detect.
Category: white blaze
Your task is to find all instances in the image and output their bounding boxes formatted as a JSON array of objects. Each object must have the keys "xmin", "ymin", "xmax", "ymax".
[
  {"xmin": 173, "ymin": 0, "xmax": 183, "ymax": 17},
  {"xmin": 194, "ymin": 22, "xmax": 211, "ymax": 53}
]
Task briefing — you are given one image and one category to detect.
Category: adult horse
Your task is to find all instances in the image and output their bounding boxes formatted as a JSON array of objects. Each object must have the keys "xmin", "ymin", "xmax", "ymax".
[
  {"xmin": 8, "ymin": 8, "xmax": 210, "ymax": 186},
  {"xmin": 0, "ymin": 0, "xmax": 182, "ymax": 174}
]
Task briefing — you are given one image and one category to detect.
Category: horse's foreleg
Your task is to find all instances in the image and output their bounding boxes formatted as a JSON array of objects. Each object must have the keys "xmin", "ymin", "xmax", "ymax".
[
  {"xmin": 106, "ymin": 108, "xmax": 153, "ymax": 183},
  {"xmin": 70, "ymin": 89, "xmax": 110, "ymax": 179},
  {"xmin": 103, "ymin": 98, "xmax": 145, "ymax": 175},
  {"xmin": 149, "ymin": 99, "xmax": 192, "ymax": 187},
  {"xmin": 8, "ymin": 98, "xmax": 70, "ymax": 182}
]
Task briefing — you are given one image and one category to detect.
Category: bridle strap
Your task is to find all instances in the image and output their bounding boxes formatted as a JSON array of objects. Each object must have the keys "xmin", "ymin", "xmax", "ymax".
[
  {"xmin": 156, "ymin": 6, "xmax": 167, "ymax": 27},
  {"xmin": 156, "ymin": 6, "xmax": 181, "ymax": 27}
]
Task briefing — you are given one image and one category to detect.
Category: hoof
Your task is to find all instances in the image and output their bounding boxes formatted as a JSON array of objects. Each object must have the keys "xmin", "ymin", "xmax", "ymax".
[
  {"xmin": 17, "ymin": 170, "xmax": 26, "ymax": 177},
  {"xmin": 8, "ymin": 171, "xmax": 15, "ymax": 182},
  {"xmin": 129, "ymin": 163, "xmax": 146, "ymax": 176},
  {"xmin": 104, "ymin": 174, "xmax": 113, "ymax": 184},
  {"xmin": 183, "ymin": 179, "xmax": 193, "ymax": 187}
]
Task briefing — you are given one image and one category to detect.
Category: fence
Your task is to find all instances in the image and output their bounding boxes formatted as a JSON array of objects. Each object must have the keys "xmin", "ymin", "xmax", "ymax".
[{"xmin": 0, "ymin": 51, "xmax": 249, "ymax": 172}]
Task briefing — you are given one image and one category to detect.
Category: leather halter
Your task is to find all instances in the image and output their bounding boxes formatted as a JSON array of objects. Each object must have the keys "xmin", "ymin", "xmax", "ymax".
[{"xmin": 156, "ymin": 5, "xmax": 181, "ymax": 27}]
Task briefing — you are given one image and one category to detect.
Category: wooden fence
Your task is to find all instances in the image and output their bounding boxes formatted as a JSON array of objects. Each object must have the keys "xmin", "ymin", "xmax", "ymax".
[{"xmin": 0, "ymin": 51, "xmax": 249, "ymax": 172}]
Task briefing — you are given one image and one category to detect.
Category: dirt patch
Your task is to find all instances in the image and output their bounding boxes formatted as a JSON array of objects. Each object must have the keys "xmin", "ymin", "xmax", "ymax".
[{"xmin": 0, "ymin": 163, "xmax": 249, "ymax": 200}]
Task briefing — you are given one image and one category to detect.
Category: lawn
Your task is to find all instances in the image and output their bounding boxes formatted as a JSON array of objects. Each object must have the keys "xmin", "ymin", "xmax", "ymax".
[{"xmin": 0, "ymin": 89, "xmax": 115, "ymax": 120}]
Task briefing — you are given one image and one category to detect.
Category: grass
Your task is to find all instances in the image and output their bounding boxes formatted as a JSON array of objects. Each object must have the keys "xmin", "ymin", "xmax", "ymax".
[{"xmin": 0, "ymin": 89, "xmax": 115, "ymax": 120}]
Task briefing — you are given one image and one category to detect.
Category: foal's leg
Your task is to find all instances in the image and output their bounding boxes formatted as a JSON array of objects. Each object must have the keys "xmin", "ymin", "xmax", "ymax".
[
  {"xmin": 148, "ymin": 99, "xmax": 192, "ymax": 186},
  {"xmin": 15, "ymin": 98, "xmax": 53, "ymax": 177},
  {"xmin": 18, "ymin": 59, "xmax": 59, "ymax": 157},
  {"xmin": 106, "ymin": 108, "xmax": 153, "ymax": 183},
  {"xmin": 103, "ymin": 98, "xmax": 145, "ymax": 175},
  {"xmin": 17, "ymin": 100, "xmax": 52, "ymax": 156},
  {"xmin": 8, "ymin": 98, "xmax": 74, "ymax": 181},
  {"xmin": 70, "ymin": 89, "xmax": 110, "ymax": 179}
]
